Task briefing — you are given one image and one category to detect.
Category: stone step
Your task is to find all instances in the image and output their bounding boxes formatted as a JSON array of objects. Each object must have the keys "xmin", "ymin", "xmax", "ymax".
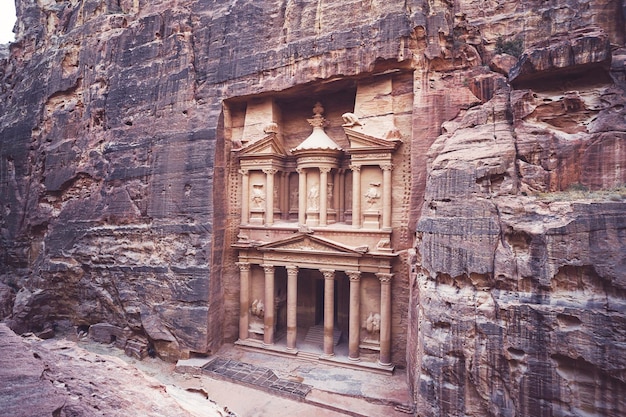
[{"xmin": 303, "ymin": 325, "xmax": 341, "ymax": 346}]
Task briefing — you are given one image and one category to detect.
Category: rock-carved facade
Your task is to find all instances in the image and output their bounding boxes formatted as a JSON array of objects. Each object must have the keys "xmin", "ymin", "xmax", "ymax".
[{"xmin": 231, "ymin": 95, "xmax": 404, "ymax": 369}]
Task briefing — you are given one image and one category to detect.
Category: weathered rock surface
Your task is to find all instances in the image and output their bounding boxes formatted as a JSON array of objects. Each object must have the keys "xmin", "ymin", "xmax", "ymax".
[
  {"xmin": 0, "ymin": 323, "xmax": 209, "ymax": 417},
  {"xmin": 0, "ymin": 0, "xmax": 625, "ymax": 417}
]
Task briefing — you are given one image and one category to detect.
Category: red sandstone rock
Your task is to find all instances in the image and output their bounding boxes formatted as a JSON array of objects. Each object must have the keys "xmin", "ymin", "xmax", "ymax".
[
  {"xmin": 0, "ymin": 1, "xmax": 625, "ymax": 417},
  {"xmin": 489, "ymin": 53, "xmax": 518, "ymax": 76},
  {"xmin": 0, "ymin": 324, "xmax": 199, "ymax": 417}
]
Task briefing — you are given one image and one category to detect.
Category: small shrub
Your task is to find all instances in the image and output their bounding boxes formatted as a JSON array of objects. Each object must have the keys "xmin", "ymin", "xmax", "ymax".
[
  {"xmin": 566, "ymin": 183, "xmax": 589, "ymax": 192},
  {"xmin": 495, "ymin": 36, "xmax": 524, "ymax": 58}
]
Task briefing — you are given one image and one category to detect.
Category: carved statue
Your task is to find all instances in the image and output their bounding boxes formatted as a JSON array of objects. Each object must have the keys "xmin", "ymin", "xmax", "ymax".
[
  {"xmin": 250, "ymin": 299, "xmax": 265, "ymax": 319},
  {"xmin": 341, "ymin": 112, "xmax": 363, "ymax": 127},
  {"xmin": 307, "ymin": 183, "xmax": 319, "ymax": 210},
  {"xmin": 263, "ymin": 122, "xmax": 279, "ymax": 134},
  {"xmin": 327, "ymin": 182, "xmax": 334, "ymax": 208},
  {"xmin": 290, "ymin": 187, "xmax": 299, "ymax": 209},
  {"xmin": 364, "ymin": 182, "xmax": 381, "ymax": 209},
  {"xmin": 251, "ymin": 184, "xmax": 265, "ymax": 208},
  {"xmin": 366, "ymin": 312, "xmax": 380, "ymax": 334}
]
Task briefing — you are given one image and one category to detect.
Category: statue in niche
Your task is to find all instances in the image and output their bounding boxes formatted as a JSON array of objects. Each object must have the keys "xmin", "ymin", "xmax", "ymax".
[
  {"xmin": 308, "ymin": 183, "xmax": 319, "ymax": 210},
  {"xmin": 341, "ymin": 112, "xmax": 363, "ymax": 127},
  {"xmin": 250, "ymin": 299, "xmax": 265, "ymax": 319},
  {"xmin": 365, "ymin": 312, "xmax": 380, "ymax": 334},
  {"xmin": 327, "ymin": 182, "xmax": 334, "ymax": 209},
  {"xmin": 290, "ymin": 187, "xmax": 299, "ymax": 210},
  {"xmin": 251, "ymin": 184, "xmax": 265, "ymax": 209},
  {"xmin": 364, "ymin": 182, "xmax": 381, "ymax": 209},
  {"xmin": 273, "ymin": 183, "xmax": 279, "ymax": 210}
]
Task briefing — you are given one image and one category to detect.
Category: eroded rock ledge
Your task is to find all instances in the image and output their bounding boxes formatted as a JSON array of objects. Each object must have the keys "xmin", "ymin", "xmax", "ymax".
[{"xmin": 0, "ymin": 323, "xmax": 221, "ymax": 417}]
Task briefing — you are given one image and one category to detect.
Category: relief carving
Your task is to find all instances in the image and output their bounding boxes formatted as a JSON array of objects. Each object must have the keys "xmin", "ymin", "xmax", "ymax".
[
  {"xmin": 307, "ymin": 183, "xmax": 319, "ymax": 210},
  {"xmin": 251, "ymin": 184, "xmax": 265, "ymax": 208},
  {"xmin": 364, "ymin": 182, "xmax": 381, "ymax": 209},
  {"xmin": 250, "ymin": 299, "xmax": 265, "ymax": 318}
]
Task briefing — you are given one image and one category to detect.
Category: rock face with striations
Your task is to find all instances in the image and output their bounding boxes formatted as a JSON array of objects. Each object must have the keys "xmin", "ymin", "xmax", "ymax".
[{"xmin": 0, "ymin": 0, "xmax": 625, "ymax": 416}]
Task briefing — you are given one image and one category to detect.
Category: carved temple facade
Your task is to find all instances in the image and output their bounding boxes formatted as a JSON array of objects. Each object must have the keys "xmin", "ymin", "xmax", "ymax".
[{"xmin": 226, "ymin": 75, "xmax": 412, "ymax": 371}]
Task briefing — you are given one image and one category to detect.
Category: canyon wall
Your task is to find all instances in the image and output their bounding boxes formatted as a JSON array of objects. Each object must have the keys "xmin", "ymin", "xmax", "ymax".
[{"xmin": 0, "ymin": 0, "xmax": 625, "ymax": 416}]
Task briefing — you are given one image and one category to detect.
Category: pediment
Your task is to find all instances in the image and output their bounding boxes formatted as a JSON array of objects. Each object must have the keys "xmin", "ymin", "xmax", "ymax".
[
  {"xmin": 257, "ymin": 234, "xmax": 366, "ymax": 256},
  {"xmin": 236, "ymin": 133, "xmax": 289, "ymax": 158},
  {"xmin": 343, "ymin": 127, "xmax": 400, "ymax": 153}
]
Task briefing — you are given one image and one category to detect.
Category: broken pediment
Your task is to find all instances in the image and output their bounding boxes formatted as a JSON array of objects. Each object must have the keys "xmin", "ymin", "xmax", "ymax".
[
  {"xmin": 343, "ymin": 127, "xmax": 401, "ymax": 155},
  {"xmin": 257, "ymin": 233, "xmax": 367, "ymax": 256},
  {"xmin": 235, "ymin": 133, "xmax": 289, "ymax": 159}
]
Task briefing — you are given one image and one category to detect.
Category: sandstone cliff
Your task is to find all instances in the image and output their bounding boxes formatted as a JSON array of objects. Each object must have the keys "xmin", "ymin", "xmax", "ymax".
[{"xmin": 1, "ymin": 1, "xmax": 625, "ymax": 416}]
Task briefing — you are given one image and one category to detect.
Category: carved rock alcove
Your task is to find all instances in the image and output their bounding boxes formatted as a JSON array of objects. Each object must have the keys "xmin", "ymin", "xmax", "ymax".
[{"xmin": 228, "ymin": 76, "xmax": 406, "ymax": 371}]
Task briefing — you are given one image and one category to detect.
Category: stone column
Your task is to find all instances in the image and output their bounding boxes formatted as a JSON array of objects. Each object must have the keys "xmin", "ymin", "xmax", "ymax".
[
  {"xmin": 282, "ymin": 172, "xmax": 290, "ymax": 220},
  {"xmin": 237, "ymin": 262, "xmax": 251, "ymax": 340},
  {"xmin": 347, "ymin": 271, "xmax": 361, "ymax": 361},
  {"xmin": 263, "ymin": 264, "xmax": 275, "ymax": 345},
  {"xmin": 338, "ymin": 169, "xmax": 345, "ymax": 222},
  {"xmin": 350, "ymin": 164, "xmax": 361, "ymax": 228},
  {"xmin": 381, "ymin": 164, "xmax": 393, "ymax": 230},
  {"xmin": 286, "ymin": 265, "xmax": 298, "ymax": 350},
  {"xmin": 321, "ymin": 269, "xmax": 335, "ymax": 356},
  {"xmin": 319, "ymin": 167, "xmax": 330, "ymax": 226},
  {"xmin": 377, "ymin": 273, "xmax": 393, "ymax": 366},
  {"xmin": 240, "ymin": 169, "xmax": 249, "ymax": 225},
  {"xmin": 297, "ymin": 168, "xmax": 306, "ymax": 225},
  {"xmin": 263, "ymin": 168, "xmax": 277, "ymax": 226}
]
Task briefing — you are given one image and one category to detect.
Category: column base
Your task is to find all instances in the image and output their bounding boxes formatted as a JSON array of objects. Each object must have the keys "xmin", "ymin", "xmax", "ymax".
[
  {"xmin": 348, "ymin": 356, "xmax": 361, "ymax": 362},
  {"xmin": 320, "ymin": 353, "xmax": 335, "ymax": 359},
  {"xmin": 378, "ymin": 360, "xmax": 392, "ymax": 367}
]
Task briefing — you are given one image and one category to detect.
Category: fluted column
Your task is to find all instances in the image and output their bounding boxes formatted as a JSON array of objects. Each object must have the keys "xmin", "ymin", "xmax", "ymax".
[
  {"xmin": 240, "ymin": 169, "xmax": 249, "ymax": 225},
  {"xmin": 321, "ymin": 269, "xmax": 335, "ymax": 356},
  {"xmin": 263, "ymin": 264, "xmax": 275, "ymax": 345},
  {"xmin": 263, "ymin": 168, "xmax": 277, "ymax": 226},
  {"xmin": 350, "ymin": 164, "xmax": 361, "ymax": 228},
  {"xmin": 347, "ymin": 271, "xmax": 361, "ymax": 361},
  {"xmin": 381, "ymin": 164, "xmax": 393, "ymax": 230},
  {"xmin": 319, "ymin": 167, "xmax": 330, "ymax": 226},
  {"xmin": 286, "ymin": 265, "xmax": 298, "ymax": 350},
  {"xmin": 377, "ymin": 273, "xmax": 393, "ymax": 365},
  {"xmin": 237, "ymin": 262, "xmax": 251, "ymax": 340},
  {"xmin": 297, "ymin": 168, "xmax": 306, "ymax": 225}
]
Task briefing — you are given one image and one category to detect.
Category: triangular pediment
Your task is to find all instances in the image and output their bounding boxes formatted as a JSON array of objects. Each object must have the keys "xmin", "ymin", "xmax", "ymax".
[
  {"xmin": 343, "ymin": 127, "xmax": 400, "ymax": 152},
  {"xmin": 257, "ymin": 233, "xmax": 366, "ymax": 256},
  {"xmin": 236, "ymin": 134, "xmax": 289, "ymax": 158}
]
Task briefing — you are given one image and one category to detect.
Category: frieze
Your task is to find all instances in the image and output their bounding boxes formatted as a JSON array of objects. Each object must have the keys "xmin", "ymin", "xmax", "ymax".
[{"xmin": 350, "ymin": 153, "xmax": 392, "ymax": 161}]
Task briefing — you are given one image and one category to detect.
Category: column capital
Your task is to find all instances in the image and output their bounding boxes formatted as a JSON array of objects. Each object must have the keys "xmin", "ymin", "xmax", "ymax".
[
  {"xmin": 376, "ymin": 273, "xmax": 393, "ymax": 283},
  {"xmin": 239, "ymin": 168, "xmax": 249, "ymax": 176},
  {"xmin": 319, "ymin": 167, "xmax": 331, "ymax": 174},
  {"xmin": 380, "ymin": 163, "xmax": 393, "ymax": 171},
  {"xmin": 261, "ymin": 264, "xmax": 275, "ymax": 274},
  {"xmin": 320, "ymin": 269, "xmax": 335, "ymax": 280},
  {"xmin": 349, "ymin": 164, "xmax": 361, "ymax": 172},
  {"xmin": 236, "ymin": 262, "xmax": 251, "ymax": 272},
  {"xmin": 263, "ymin": 168, "xmax": 278, "ymax": 175},
  {"xmin": 285, "ymin": 265, "xmax": 299, "ymax": 275},
  {"xmin": 296, "ymin": 167, "xmax": 306, "ymax": 174},
  {"xmin": 346, "ymin": 271, "xmax": 361, "ymax": 281}
]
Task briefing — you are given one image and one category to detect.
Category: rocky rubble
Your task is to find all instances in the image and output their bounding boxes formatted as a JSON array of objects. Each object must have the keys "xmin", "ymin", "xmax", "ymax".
[{"xmin": 0, "ymin": 323, "xmax": 225, "ymax": 417}]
